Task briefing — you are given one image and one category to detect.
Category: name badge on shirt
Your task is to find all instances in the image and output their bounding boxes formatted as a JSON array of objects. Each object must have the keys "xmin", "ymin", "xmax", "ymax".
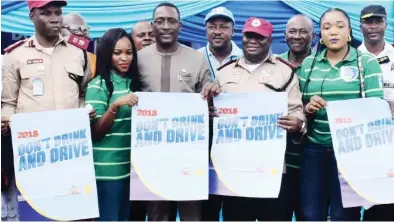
[
  {"xmin": 32, "ymin": 77, "xmax": 44, "ymax": 96},
  {"xmin": 340, "ymin": 66, "xmax": 359, "ymax": 82}
]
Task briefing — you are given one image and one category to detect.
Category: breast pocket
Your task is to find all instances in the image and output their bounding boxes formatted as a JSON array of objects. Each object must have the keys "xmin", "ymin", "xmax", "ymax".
[
  {"xmin": 178, "ymin": 71, "xmax": 195, "ymax": 92},
  {"xmin": 65, "ymin": 62, "xmax": 84, "ymax": 93},
  {"xmin": 20, "ymin": 65, "xmax": 44, "ymax": 90},
  {"xmin": 221, "ymin": 74, "xmax": 241, "ymax": 92}
]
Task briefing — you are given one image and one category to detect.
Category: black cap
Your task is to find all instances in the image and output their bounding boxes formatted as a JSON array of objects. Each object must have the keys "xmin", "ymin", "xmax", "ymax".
[{"xmin": 360, "ymin": 5, "xmax": 387, "ymax": 19}]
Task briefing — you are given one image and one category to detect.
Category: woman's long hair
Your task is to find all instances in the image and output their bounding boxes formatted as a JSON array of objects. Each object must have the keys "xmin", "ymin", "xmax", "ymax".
[
  {"xmin": 302, "ymin": 8, "xmax": 360, "ymax": 95},
  {"xmin": 95, "ymin": 28, "xmax": 142, "ymax": 99}
]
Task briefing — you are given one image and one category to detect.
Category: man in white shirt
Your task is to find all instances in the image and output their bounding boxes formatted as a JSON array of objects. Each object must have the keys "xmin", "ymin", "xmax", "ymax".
[{"xmin": 358, "ymin": 4, "xmax": 394, "ymax": 221}]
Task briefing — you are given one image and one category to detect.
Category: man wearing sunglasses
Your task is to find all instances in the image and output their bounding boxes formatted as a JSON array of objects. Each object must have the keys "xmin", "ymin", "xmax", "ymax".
[{"xmin": 61, "ymin": 12, "xmax": 96, "ymax": 77}]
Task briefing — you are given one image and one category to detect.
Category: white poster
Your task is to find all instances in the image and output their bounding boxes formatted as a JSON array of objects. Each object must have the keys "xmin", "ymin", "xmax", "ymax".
[
  {"xmin": 211, "ymin": 92, "xmax": 288, "ymax": 198},
  {"xmin": 10, "ymin": 108, "xmax": 99, "ymax": 220},
  {"xmin": 130, "ymin": 92, "xmax": 209, "ymax": 200},
  {"xmin": 327, "ymin": 98, "xmax": 394, "ymax": 208}
]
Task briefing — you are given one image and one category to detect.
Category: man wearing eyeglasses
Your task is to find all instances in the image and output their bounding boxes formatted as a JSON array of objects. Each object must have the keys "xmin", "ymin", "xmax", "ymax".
[
  {"xmin": 137, "ymin": 2, "xmax": 211, "ymax": 221},
  {"xmin": 201, "ymin": 17, "xmax": 306, "ymax": 221},
  {"xmin": 61, "ymin": 12, "xmax": 96, "ymax": 77}
]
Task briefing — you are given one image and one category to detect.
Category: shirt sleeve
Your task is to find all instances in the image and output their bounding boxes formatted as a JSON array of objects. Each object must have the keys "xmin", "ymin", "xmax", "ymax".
[
  {"xmin": 1, "ymin": 54, "xmax": 20, "ymax": 118},
  {"xmin": 79, "ymin": 50, "xmax": 93, "ymax": 108},
  {"xmin": 196, "ymin": 58, "xmax": 212, "ymax": 93},
  {"xmin": 286, "ymin": 70, "xmax": 307, "ymax": 124},
  {"xmin": 85, "ymin": 78, "xmax": 108, "ymax": 122},
  {"xmin": 362, "ymin": 55, "xmax": 384, "ymax": 98}
]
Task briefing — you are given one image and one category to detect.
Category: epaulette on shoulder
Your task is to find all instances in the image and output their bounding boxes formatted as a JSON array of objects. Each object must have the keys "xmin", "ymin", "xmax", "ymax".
[
  {"xmin": 217, "ymin": 59, "xmax": 238, "ymax": 71},
  {"xmin": 3, "ymin": 39, "xmax": 26, "ymax": 53},
  {"xmin": 276, "ymin": 56, "xmax": 297, "ymax": 70}
]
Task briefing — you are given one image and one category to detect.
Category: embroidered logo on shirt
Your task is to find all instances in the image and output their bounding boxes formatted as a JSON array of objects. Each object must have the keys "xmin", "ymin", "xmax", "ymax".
[{"xmin": 340, "ymin": 66, "xmax": 359, "ymax": 82}]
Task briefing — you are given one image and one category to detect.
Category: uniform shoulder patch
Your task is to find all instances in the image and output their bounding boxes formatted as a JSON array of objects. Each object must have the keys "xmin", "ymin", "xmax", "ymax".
[
  {"xmin": 276, "ymin": 56, "xmax": 296, "ymax": 70},
  {"xmin": 3, "ymin": 39, "xmax": 26, "ymax": 53},
  {"xmin": 217, "ymin": 59, "xmax": 238, "ymax": 71},
  {"xmin": 67, "ymin": 34, "xmax": 90, "ymax": 50}
]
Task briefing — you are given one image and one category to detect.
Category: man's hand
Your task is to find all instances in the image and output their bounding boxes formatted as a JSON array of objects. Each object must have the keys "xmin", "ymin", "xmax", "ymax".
[
  {"xmin": 278, "ymin": 115, "xmax": 302, "ymax": 132},
  {"xmin": 1, "ymin": 117, "xmax": 10, "ymax": 136},
  {"xmin": 201, "ymin": 82, "xmax": 221, "ymax": 100}
]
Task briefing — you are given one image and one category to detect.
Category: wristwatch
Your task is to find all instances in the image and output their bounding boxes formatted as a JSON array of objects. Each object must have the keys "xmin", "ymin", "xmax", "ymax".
[{"xmin": 299, "ymin": 121, "xmax": 306, "ymax": 132}]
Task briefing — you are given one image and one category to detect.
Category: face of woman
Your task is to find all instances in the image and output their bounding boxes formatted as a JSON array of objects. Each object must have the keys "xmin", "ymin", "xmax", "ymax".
[
  {"xmin": 320, "ymin": 11, "xmax": 351, "ymax": 52},
  {"xmin": 112, "ymin": 37, "xmax": 133, "ymax": 74}
]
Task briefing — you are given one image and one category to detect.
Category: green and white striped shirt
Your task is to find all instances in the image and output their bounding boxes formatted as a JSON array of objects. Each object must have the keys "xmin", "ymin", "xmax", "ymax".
[
  {"xmin": 85, "ymin": 71, "xmax": 132, "ymax": 180},
  {"xmin": 298, "ymin": 47, "xmax": 384, "ymax": 145}
]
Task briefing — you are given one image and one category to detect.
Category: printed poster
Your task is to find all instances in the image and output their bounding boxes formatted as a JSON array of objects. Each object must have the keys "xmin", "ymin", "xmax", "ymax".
[
  {"xmin": 211, "ymin": 92, "xmax": 288, "ymax": 198},
  {"xmin": 130, "ymin": 92, "xmax": 209, "ymax": 201},
  {"xmin": 327, "ymin": 98, "xmax": 394, "ymax": 208},
  {"xmin": 10, "ymin": 108, "xmax": 99, "ymax": 220}
]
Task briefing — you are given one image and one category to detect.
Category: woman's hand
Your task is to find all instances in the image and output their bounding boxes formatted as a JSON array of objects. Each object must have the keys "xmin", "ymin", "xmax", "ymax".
[
  {"xmin": 306, "ymin": 95, "xmax": 327, "ymax": 113},
  {"xmin": 113, "ymin": 93, "xmax": 139, "ymax": 108}
]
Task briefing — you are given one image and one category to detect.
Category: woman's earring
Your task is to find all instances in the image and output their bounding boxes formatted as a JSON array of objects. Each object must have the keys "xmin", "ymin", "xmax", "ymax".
[
  {"xmin": 348, "ymin": 36, "xmax": 352, "ymax": 42},
  {"xmin": 319, "ymin": 38, "xmax": 324, "ymax": 45}
]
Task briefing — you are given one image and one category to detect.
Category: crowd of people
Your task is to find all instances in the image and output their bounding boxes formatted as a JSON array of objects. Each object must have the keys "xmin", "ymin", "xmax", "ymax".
[{"xmin": 1, "ymin": 0, "xmax": 393, "ymax": 221}]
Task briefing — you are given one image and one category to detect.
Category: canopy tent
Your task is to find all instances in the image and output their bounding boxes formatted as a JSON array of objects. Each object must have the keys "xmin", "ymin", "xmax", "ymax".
[{"xmin": 1, "ymin": 0, "xmax": 393, "ymax": 54}]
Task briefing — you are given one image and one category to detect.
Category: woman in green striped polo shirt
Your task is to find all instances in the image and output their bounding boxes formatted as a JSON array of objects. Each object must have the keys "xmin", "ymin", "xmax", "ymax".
[
  {"xmin": 297, "ymin": 8, "xmax": 384, "ymax": 221},
  {"xmin": 85, "ymin": 28, "xmax": 141, "ymax": 221}
]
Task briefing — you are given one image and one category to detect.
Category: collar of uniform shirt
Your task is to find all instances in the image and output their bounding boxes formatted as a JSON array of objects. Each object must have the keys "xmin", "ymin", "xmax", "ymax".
[
  {"xmin": 236, "ymin": 51, "xmax": 274, "ymax": 71},
  {"xmin": 205, "ymin": 40, "xmax": 243, "ymax": 59},
  {"xmin": 359, "ymin": 41, "xmax": 394, "ymax": 56},
  {"xmin": 26, "ymin": 34, "xmax": 67, "ymax": 50}
]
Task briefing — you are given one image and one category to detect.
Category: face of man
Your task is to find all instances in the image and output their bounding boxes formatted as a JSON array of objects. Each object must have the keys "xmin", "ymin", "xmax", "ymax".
[
  {"xmin": 285, "ymin": 16, "xmax": 315, "ymax": 55},
  {"xmin": 132, "ymin": 21, "xmax": 155, "ymax": 51},
  {"xmin": 206, "ymin": 17, "xmax": 234, "ymax": 50},
  {"xmin": 153, "ymin": 6, "xmax": 182, "ymax": 47},
  {"xmin": 360, "ymin": 17, "xmax": 386, "ymax": 44},
  {"xmin": 242, "ymin": 32, "xmax": 272, "ymax": 63},
  {"xmin": 30, "ymin": 3, "xmax": 63, "ymax": 38},
  {"xmin": 61, "ymin": 13, "xmax": 89, "ymax": 38}
]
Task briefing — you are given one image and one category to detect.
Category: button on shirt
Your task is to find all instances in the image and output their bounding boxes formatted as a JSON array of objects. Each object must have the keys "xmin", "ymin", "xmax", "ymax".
[
  {"xmin": 198, "ymin": 40, "xmax": 243, "ymax": 80},
  {"xmin": 359, "ymin": 42, "xmax": 394, "ymax": 101},
  {"xmin": 1, "ymin": 35, "xmax": 91, "ymax": 118},
  {"xmin": 215, "ymin": 55, "xmax": 306, "ymax": 122}
]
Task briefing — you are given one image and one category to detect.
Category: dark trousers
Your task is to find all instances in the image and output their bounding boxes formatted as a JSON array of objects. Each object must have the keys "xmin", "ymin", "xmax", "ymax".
[
  {"xmin": 300, "ymin": 144, "xmax": 361, "ymax": 221},
  {"xmin": 96, "ymin": 178, "xmax": 131, "ymax": 221},
  {"xmin": 201, "ymin": 194, "xmax": 222, "ymax": 221},
  {"xmin": 281, "ymin": 167, "xmax": 301, "ymax": 221},
  {"xmin": 145, "ymin": 201, "xmax": 201, "ymax": 221},
  {"xmin": 221, "ymin": 171, "xmax": 293, "ymax": 221},
  {"xmin": 128, "ymin": 201, "xmax": 147, "ymax": 221},
  {"xmin": 363, "ymin": 204, "xmax": 394, "ymax": 221}
]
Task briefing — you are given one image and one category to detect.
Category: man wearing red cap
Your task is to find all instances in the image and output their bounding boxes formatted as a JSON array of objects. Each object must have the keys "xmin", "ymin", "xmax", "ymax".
[
  {"xmin": 1, "ymin": 2, "xmax": 95, "ymax": 218},
  {"xmin": 2, "ymin": 0, "xmax": 94, "ymax": 123},
  {"xmin": 201, "ymin": 17, "xmax": 306, "ymax": 221}
]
